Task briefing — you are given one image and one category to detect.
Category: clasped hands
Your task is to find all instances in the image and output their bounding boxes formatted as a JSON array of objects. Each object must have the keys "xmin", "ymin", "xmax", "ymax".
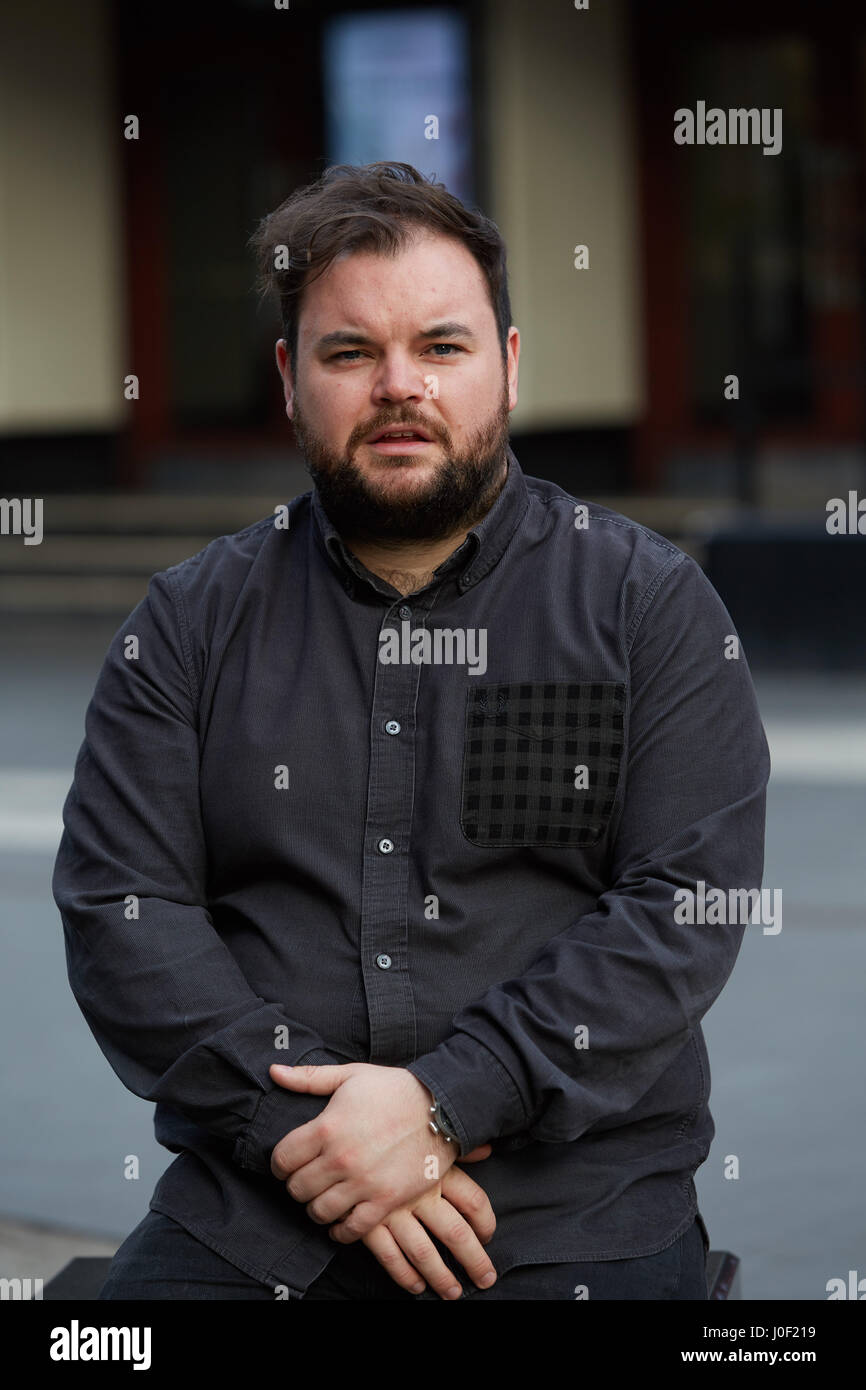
[{"xmin": 269, "ymin": 1061, "xmax": 497, "ymax": 1299}]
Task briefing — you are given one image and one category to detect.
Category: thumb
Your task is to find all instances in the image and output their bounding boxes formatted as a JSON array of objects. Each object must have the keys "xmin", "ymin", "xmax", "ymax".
[{"xmin": 269, "ymin": 1063, "xmax": 351, "ymax": 1094}]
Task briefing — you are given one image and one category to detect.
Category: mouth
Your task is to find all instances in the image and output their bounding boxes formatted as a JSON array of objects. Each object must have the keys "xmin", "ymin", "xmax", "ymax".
[{"xmin": 364, "ymin": 425, "xmax": 436, "ymax": 454}]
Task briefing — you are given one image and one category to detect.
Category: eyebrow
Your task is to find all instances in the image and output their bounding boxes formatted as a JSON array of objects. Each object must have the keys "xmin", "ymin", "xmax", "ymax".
[{"xmin": 315, "ymin": 321, "xmax": 477, "ymax": 352}]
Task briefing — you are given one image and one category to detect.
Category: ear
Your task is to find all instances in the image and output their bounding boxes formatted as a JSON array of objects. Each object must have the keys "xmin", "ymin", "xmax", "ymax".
[
  {"xmin": 275, "ymin": 339, "xmax": 296, "ymax": 418},
  {"xmin": 506, "ymin": 326, "xmax": 520, "ymax": 412}
]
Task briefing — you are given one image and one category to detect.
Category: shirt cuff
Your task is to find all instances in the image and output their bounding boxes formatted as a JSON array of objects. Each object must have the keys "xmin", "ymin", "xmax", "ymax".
[
  {"xmin": 406, "ymin": 1034, "xmax": 529, "ymax": 1156},
  {"xmin": 233, "ymin": 1048, "xmax": 340, "ymax": 1175}
]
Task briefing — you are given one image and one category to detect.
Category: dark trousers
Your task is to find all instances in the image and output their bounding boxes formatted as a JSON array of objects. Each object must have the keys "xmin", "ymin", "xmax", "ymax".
[{"xmin": 99, "ymin": 1208, "xmax": 710, "ymax": 1301}]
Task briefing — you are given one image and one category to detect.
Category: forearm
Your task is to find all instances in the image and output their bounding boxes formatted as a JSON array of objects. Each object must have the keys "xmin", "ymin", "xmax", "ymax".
[{"xmin": 52, "ymin": 569, "xmax": 343, "ymax": 1172}]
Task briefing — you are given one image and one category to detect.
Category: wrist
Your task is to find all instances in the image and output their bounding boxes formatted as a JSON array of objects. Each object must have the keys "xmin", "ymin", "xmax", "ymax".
[{"xmin": 420, "ymin": 1084, "xmax": 463, "ymax": 1155}]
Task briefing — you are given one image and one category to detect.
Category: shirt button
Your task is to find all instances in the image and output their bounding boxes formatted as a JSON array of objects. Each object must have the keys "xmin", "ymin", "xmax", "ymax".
[
  {"xmin": 398, "ymin": 605, "xmax": 411, "ymax": 619},
  {"xmin": 378, "ymin": 837, "xmax": 395, "ymax": 854},
  {"xmin": 384, "ymin": 719, "xmax": 401, "ymax": 735},
  {"xmin": 375, "ymin": 953, "xmax": 392, "ymax": 970}
]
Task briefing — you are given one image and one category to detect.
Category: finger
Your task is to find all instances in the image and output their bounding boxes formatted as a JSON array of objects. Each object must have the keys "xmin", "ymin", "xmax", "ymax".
[
  {"xmin": 284, "ymin": 1151, "xmax": 356, "ymax": 1205},
  {"xmin": 305, "ymin": 1180, "xmax": 365, "ymax": 1226},
  {"xmin": 362, "ymin": 1225, "xmax": 427, "ymax": 1296},
  {"xmin": 270, "ymin": 1125, "xmax": 325, "ymax": 1181},
  {"xmin": 458, "ymin": 1144, "xmax": 492, "ymax": 1162},
  {"xmin": 385, "ymin": 1212, "xmax": 465, "ymax": 1301},
  {"xmin": 415, "ymin": 1200, "xmax": 497, "ymax": 1292},
  {"xmin": 439, "ymin": 1165, "xmax": 496, "ymax": 1243},
  {"xmin": 269, "ymin": 1063, "xmax": 350, "ymax": 1093},
  {"xmin": 329, "ymin": 1197, "xmax": 395, "ymax": 1243}
]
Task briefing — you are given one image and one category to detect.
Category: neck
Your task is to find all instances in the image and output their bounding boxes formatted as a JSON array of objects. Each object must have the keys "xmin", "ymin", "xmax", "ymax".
[
  {"xmin": 345, "ymin": 454, "xmax": 509, "ymax": 595},
  {"xmin": 347, "ymin": 535, "xmax": 465, "ymax": 596}
]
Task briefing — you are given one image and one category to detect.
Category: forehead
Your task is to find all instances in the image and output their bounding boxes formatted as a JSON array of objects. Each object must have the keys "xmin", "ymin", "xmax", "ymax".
[{"xmin": 298, "ymin": 230, "xmax": 494, "ymax": 336}]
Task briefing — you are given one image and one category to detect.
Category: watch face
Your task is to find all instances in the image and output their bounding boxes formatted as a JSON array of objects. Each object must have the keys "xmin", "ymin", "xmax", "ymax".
[{"xmin": 438, "ymin": 1107, "xmax": 456, "ymax": 1139}]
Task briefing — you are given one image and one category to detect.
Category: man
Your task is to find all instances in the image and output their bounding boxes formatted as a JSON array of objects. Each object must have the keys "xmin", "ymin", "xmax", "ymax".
[{"xmin": 53, "ymin": 161, "xmax": 769, "ymax": 1301}]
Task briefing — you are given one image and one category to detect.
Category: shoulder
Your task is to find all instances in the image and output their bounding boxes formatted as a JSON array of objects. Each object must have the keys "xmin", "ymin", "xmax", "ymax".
[
  {"xmin": 138, "ymin": 497, "xmax": 313, "ymax": 693},
  {"xmin": 153, "ymin": 494, "xmax": 313, "ymax": 614},
  {"xmin": 525, "ymin": 473, "xmax": 684, "ymax": 566},
  {"xmin": 522, "ymin": 472, "xmax": 695, "ymax": 632}
]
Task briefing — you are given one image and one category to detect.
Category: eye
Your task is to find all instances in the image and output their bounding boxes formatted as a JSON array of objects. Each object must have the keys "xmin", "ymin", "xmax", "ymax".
[{"xmin": 327, "ymin": 344, "xmax": 465, "ymax": 362}]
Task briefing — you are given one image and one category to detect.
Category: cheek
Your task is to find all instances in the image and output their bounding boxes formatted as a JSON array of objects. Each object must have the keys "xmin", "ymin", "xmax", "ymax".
[
  {"xmin": 446, "ymin": 372, "xmax": 500, "ymax": 418},
  {"xmin": 308, "ymin": 380, "xmax": 361, "ymax": 433}
]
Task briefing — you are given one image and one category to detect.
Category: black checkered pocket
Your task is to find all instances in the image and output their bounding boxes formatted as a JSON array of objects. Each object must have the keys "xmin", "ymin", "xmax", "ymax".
[{"xmin": 460, "ymin": 680, "xmax": 625, "ymax": 848}]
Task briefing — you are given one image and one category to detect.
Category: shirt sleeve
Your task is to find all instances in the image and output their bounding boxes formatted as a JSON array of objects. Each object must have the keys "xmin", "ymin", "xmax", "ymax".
[
  {"xmin": 406, "ymin": 552, "xmax": 771, "ymax": 1157},
  {"xmin": 52, "ymin": 567, "xmax": 343, "ymax": 1177}
]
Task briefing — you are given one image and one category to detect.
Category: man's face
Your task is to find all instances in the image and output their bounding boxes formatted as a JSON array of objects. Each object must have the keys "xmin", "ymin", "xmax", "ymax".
[{"xmin": 275, "ymin": 229, "xmax": 519, "ymax": 543}]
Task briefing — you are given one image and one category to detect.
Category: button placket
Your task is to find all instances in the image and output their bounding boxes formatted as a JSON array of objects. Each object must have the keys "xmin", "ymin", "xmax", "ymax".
[{"xmin": 358, "ymin": 601, "xmax": 428, "ymax": 1063}]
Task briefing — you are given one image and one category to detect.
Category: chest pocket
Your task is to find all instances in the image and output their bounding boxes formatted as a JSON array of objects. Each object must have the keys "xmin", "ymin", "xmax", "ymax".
[{"xmin": 460, "ymin": 680, "xmax": 625, "ymax": 848}]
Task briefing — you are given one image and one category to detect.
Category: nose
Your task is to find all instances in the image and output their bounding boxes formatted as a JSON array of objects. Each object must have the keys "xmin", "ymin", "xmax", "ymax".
[{"xmin": 370, "ymin": 348, "xmax": 429, "ymax": 406}]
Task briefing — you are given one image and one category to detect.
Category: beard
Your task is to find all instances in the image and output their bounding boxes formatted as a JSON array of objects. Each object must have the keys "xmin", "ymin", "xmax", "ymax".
[{"xmin": 292, "ymin": 375, "xmax": 512, "ymax": 544}]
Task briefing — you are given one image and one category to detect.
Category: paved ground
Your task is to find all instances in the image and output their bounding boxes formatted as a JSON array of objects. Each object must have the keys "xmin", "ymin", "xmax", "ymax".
[
  {"xmin": 1, "ymin": 613, "xmax": 863, "ymax": 1299},
  {"xmin": 0, "ymin": 1219, "xmax": 118, "ymax": 1285}
]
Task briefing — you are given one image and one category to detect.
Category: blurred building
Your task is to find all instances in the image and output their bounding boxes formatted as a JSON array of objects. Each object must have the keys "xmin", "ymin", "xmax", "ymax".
[{"xmin": 1, "ymin": 0, "xmax": 864, "ymax": 657}]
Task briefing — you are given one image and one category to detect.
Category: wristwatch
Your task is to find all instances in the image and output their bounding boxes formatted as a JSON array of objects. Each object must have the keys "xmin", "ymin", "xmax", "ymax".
[{"xmin": 426, "ymin": 1091, "xmax": 462, "ymax": 1149}]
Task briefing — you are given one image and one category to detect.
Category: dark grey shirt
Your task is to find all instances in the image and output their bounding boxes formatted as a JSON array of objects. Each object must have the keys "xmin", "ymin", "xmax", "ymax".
[{"xmin": 53, "ymin": 446, "xmax": 769, "ymax": 1294}]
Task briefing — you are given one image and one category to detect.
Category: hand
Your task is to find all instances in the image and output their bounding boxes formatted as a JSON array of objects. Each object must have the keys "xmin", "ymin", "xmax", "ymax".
[
  {"xmin": 361, "ymin": 1149, "xmax": 497, "ymax": 1299},
  {"xmin": 269, "ymin": 1062, "xmax": 459, "ymax": 1241}
]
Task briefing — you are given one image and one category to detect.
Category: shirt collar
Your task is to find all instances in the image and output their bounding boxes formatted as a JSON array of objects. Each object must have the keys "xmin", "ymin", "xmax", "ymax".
[{"xmin": 311, "ymin": 442, "xmax": 529, "ymax": 599}]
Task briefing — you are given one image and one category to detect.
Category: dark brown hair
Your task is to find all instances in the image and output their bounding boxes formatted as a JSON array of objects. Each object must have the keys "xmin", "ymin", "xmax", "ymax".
[{"xmin": 248, "ymin": 161, "xmax": 511, "ymax": 373}]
